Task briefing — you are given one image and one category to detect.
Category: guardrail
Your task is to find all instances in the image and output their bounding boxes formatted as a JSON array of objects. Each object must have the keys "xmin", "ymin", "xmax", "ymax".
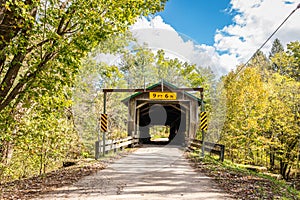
[
  {"xmin": 188, "ymin": 139, "xmax": 225, "ymax": 162},
  {"xmin": 95, "ymin": 136, "xmax": 139, "ymax": 159}
]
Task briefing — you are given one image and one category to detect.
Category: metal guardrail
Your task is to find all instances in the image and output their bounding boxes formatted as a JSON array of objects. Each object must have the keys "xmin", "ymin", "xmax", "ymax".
[
  {"xmin": 188, "ymin": 139, "xmax": 225, "ymax": 162},
  {"xmin": 95, "ymin": 136, "xmax": 139, "ymax": 159}
]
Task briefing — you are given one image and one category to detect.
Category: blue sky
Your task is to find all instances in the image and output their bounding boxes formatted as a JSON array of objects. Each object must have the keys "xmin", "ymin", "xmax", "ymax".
[
  {"xmin": 156, "ymin": 0, "xmax": 232, "ymax": 45},
  {"xmin": 131, "ymin": 0, "xmax": 300, "ymax": 74}
]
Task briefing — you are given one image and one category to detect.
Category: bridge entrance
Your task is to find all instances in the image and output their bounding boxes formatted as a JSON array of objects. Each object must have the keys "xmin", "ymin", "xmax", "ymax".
[
  {"xmin": 136, "ymin": 101, "xmax": 187, "ymax": 145},
  {"xmin": 122, "ymin": 81, "xmax": 203, "ymax": 146}
]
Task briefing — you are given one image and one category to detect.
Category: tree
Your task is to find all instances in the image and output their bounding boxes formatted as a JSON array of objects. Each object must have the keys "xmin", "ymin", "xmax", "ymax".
[
  {"xmin": 0, "ymin": 85, "xmax": 80, "ymax": 181},
  {"xmin": 222, "ymin": 66, "xmax": 269, "ymax": 164},
  {"xmin": 251, "ymin": 50, "xmax": 269, "ymax": 66},
  {"xmin": 221, "ymin": 40, "xmax": 300, "ymax": 179},
  {"xmin": 0, "ymin": 0, "xmax": 167, "ymax": 112},
  {"xmin": 271, "ymin": 41, "xmax": 300, "ymax": 81},
  {"xmin": 0, "ymin": 0, "xmax": 167, "ymax": 180},
  {"xmin": 269, "ymin": 38, "xmax": 284, "ymax": 73},
  {"xmin": 270, "ymin": 38, "xmax": 284, "ymax": 58},
  {"xmin": 268, "ymin": 41, "xmax": 300, "ymax": 178},
  {"xmin": 73, "ymin": 55, "xmax": 127, "ymax": 153},
  {"xmin": 120, "ymin": 44, "xmax": 155, "ymax": 88},
  {"xmin": 73, "ymin": 44, "xmax": 210, "ymax": 152},
  {"xmin": 264, "ymin": 73, "xmax": 300, "ymax": 179}
]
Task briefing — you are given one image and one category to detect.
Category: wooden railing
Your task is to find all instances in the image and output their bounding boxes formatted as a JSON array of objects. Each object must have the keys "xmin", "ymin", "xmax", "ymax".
[
  {"xmin": 188, "ymin": 139, "xmax": 225, "ymax": 162},
  {"xmin": 95, "ymin": 136, "xmax": 139, "ymax": 159}
]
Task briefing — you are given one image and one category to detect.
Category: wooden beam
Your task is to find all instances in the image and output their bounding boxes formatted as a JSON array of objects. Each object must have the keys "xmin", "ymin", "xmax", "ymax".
[
  {"xmin": 166, "ymin": 104, "xmax": 187, "ymax": 113},
  {"xmin": 136, "ymin": 102, "xmax": 148, "ymax": 109},
  {"xmin": 101, "ymin": 88, "xmax": 204, "ymax": 93}
]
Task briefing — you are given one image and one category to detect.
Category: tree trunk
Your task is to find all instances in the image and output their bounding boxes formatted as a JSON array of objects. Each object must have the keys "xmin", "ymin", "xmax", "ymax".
[
  {"xmin": 0, "ymin": 140, "xmax": 14, "ymax": 165},
  {"xmin": 280, "ymin": 159, "xmax": 289, "ymax": 180},
  {"xmin": 269, "ymin": 146, "xmax": 275, "ymax": 171},
  {"xmin": 0, "ymin": 112, "xmax": 22, "ymax": 166}
]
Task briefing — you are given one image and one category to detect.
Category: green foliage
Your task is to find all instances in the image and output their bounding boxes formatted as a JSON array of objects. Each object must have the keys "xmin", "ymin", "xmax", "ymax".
[
  {"xmin": 269, "ymin": 38, "xmax": 284, "ymax": 58},
  {"xmin": 73, "ymin": 57, "xmax": 128, "ymax": 154},
  {"xmin": 0, "ymin": 0, "xmax": 167, "ymax": 112},
  {"xmin": 221, "ymin": 40, "xmax": 300, "ymax": 180},
  {"xmin": 222, "ymin": 66, "xmax": 269, "ymax": 164},
  {"xmin": 73, "ymin": 42, "xmax": 213, "ymax": 153},
  {"xmin": 271, "ymin": 41, "xmax": 300, "ymax": 81},
  {"xmin": 150, "ymin": 126, "xmax": 170, "ymax": 140},
  {"xmin": 0, "ymin": 89, "xmax": 80, "ymax": 182},
  {"xmin": 119, "ymin": 46, "xmax": 209, "ymax": 89},
  {"xmin": 0, "ymin": 0, "xmax": 167, "ymax": 182}
]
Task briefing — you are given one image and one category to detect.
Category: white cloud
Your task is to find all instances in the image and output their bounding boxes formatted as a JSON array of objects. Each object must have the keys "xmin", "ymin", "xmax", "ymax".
[
  {"xmin": 129, "ymin": 1, "xmax": 300, "ymax": 75},
  {"xmin": 131, "ymin": 16, "xmax": 230, "ymax": 76},
  {"xmin": 132, "ymin": 16, "xmax": 174, "ymax": 31},
  {"xmin": 94, "ymin": 53, "xmax": 119, "ymax": 65},
  {"xmin": 217, "ymin": 0, "xmax": 300, "ymax": 65}
]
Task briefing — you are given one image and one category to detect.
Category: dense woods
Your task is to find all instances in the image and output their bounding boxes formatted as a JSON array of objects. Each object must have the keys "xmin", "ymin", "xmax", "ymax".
[
  {"xmin": 0, "ymin": 0, "xmax": 167, "ymax": 182},
  {"xmin": 0, "ymin": 0, "xmax": 299, "ymax": 187},
  {"xmin": 221, "ymin": 40, "xmax": 300, "ymax": 180}
]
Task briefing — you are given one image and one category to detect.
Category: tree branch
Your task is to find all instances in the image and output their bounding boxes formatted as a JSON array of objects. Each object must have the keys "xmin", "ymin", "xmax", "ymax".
[
  {"xmin": 0, "ymin": 51, "xmax": 57, "ymax": 112},
  {"xmin": 26, "ymin": 38, "xmax": 51, "ymax": 53},
  {"xmin": 0, "ymin": 53, "xmax": 26, "ymax": 101}
]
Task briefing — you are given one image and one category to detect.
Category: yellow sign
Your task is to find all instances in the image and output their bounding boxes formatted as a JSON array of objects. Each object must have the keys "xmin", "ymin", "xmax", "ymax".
[
  {"xmin": 200, "ymin": 112, "xmax": 207, "ymax": 131},
  {"xmin": 100, "ymin": 114, "xmax": 108, "ymax": 132},
  {"xmin": 149, "ymin": 92, "xmax": 177, "ymax": 100}
]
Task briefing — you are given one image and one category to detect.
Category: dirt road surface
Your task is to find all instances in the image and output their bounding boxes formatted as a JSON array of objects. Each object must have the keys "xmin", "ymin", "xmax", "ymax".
[{"xmin": 35, "ymin": 146, "xmax": 232, "ymax": 200}]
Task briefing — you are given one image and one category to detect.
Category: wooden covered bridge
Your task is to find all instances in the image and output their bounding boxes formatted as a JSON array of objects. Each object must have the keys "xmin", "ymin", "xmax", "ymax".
[
  {"xmin": 95, "ymin": 80, "xmax": 226, "ymax": 161},
  {"xmin": 122, "ymin": 81, "xmax": 203, "ymax": 145}
]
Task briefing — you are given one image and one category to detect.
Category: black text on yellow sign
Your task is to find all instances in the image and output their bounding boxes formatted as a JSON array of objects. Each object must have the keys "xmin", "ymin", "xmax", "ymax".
[
  {"xmin": 100, "ymin": 114, "xmax": 108, "ymax": 132},
  {"xmin": 149, "ymin": 92, "xmax": 177, "ymax": 100},
  {"xmin": 200, "ymin": 112, "xmax": 207, "ymax": 131}
]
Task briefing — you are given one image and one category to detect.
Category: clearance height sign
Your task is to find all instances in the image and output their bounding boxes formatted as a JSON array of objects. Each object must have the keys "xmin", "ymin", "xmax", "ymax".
[{"xmin": 149, "ymin": 92, "xmax": 177, "ymax": 100}]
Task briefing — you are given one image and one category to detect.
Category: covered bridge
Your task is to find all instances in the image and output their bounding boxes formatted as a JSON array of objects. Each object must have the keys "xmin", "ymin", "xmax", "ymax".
[{"xmin": 122, "ymin": 81, "xmax": 203, "ymax": 146}]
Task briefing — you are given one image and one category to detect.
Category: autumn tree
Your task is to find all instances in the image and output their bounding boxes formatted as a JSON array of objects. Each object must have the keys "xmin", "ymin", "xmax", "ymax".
[
  {"xmin": 268, "ymin": 41, "xmax": 300, "ymax": 178},
  {"xmin": 221, "ymin": 41, "xmax": 300, "ymax": 180},
  {"xmin": 265, "ymin": 73, "xmax": 299, "ymax": 179},
  {"xmin": 222, "ymin": 65, "xmax": 269, "ymax": 164},
  {"xmin": 0, "ymin": 0, "xmax": 167, "ymax": 180},
  {"xmin": 271, "ymin": 41, "xmax": 300, "ymax": 81},
  {"xmin": 73, "ymin": 55, "xmax": 127, "ymax": 153},
  {"xmin": 0, "ymin": 0, "xmax": 167, "ymax": 112}
]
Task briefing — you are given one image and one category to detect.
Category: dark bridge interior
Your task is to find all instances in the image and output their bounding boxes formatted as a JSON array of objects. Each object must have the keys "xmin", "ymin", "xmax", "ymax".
[{"xmin": 137, "ymin": 101, "xmax": 187, "ymax": 145}]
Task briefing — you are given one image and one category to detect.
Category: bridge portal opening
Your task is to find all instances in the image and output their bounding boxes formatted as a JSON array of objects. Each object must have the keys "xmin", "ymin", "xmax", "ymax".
[
  {"xmin": 137, "ymin": 102, "xmax": 187, "ymax": 145},
  {"xmin": 149, "ymin": 126, "xmax": 170, "ymax": 142}
]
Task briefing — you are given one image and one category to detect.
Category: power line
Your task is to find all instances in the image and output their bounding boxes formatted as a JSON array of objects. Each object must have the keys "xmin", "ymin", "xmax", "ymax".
[{"xmin": 234, "ymin": 3, "xmax": 300, "ymax": 78}]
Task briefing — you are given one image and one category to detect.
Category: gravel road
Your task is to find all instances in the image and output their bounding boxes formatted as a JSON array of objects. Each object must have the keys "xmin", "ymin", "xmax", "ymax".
[{"xmin": 35, "ymin": 146, "xmax": 232, "ymax": 200}]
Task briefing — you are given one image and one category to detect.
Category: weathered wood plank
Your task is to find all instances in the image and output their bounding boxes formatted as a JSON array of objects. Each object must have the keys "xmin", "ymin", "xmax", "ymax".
[
  {"xmin": 95, "ymin": 136, "xmax": 139, "ymax": 159},
  {"xmin": 189, "ymin": 139, "xmax": 225, "ymax": 162}
]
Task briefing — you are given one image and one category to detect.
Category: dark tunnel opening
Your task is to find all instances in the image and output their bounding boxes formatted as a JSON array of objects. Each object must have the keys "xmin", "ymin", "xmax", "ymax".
[{"xmin": 136, "ymin": 102, "xmax": 187, "ymax": 146}]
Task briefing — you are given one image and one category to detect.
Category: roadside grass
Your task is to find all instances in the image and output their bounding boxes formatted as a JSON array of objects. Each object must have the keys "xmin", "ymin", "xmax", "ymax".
[{"xmin": 187, "ymin": 151, "xmax": 300, "ymax": 200}]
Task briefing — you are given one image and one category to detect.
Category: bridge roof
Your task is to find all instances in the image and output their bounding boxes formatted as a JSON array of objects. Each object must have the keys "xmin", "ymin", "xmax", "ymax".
[{"xmin": 122, "ymin": 80, "xmax": 203, "ymax": 104}]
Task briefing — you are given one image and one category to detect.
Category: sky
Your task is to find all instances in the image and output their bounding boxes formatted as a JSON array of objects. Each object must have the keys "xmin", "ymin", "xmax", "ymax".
[
  {"xmin": 130, "ymin": 0, "xmax": 300, "ymax": 76},
  {"xmin": 156, "ymin": 0, "xmax": 233, "ymax": 46}
]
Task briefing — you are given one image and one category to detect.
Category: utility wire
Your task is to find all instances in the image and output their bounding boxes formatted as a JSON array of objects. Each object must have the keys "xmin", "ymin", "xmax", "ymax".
[{"xmin": 233, "ymin": 3, "xmax": 300, "ymax": 78}]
